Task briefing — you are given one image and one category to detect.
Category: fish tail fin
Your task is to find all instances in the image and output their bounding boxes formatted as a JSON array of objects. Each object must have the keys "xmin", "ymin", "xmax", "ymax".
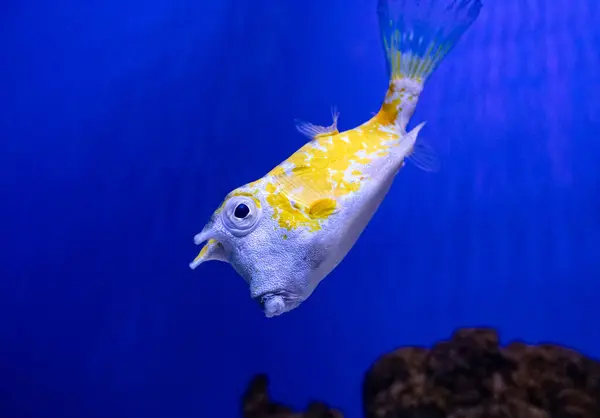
[{"xmin": 375, "ymin": 0, "xmax": 482, "ymax": 130}]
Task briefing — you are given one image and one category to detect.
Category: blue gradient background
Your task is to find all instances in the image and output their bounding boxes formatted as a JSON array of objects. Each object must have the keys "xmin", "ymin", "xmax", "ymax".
[{"xmin": 1, "ymin": 0, "xmax": 599, "ymax": 417}]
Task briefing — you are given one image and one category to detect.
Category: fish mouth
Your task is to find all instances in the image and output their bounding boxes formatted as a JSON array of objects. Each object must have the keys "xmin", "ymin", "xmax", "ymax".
[
  {"xmin": 189, "ymin": 228, "xmax": 228, "ymax": 269},
  {"xmin": 253, "ymin": 290, "xmax": 302, "ymax": 318}
]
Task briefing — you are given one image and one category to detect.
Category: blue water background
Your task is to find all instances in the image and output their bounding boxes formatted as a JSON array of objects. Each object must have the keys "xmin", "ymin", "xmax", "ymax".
[{"xmin": 1, "ymin": 0, "xmax": 599, "ymax": 417}]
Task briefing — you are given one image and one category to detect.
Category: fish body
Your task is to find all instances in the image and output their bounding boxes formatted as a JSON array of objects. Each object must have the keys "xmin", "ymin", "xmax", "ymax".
[{"xmin": 190, "ymin": 0, "xmax": 482, "ymax": 317}]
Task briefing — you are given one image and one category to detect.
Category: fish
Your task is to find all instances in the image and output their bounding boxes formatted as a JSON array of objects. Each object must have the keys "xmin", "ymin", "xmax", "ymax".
[{"xmin": 190, "ymin": 0, "xmax": 482, "ymax": 318}]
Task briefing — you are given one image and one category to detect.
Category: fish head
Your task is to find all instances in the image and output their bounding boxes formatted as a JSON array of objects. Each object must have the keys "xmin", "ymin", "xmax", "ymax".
[{"xmin": 190, "ymin": 181, "xmax": 331, "ymax": 318}]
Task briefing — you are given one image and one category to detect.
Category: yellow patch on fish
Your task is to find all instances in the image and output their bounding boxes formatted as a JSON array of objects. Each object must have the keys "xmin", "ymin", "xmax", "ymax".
[
  {"xmin": 308, "ymin": 198, "xmax": 337, "ymax": 219},
  {"xmin": 264, "ymin": 182, "xmax": 321, "ymax": 231},
  {"xmin": 263, "ymin": 117, "xmax": 400, "ymax": 232}
]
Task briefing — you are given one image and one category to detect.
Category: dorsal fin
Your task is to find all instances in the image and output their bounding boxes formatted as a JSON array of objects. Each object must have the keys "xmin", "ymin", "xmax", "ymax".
[{"xmin": 295, "ymin": 106, "xmax": 340, "ymax": 139}]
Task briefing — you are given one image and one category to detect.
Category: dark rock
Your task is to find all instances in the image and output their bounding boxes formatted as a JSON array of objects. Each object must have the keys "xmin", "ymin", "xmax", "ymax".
[
  {"xmin": 240, "ymin": 328, "xmax": 600, "ymax": 418},
  {"xmin": 363, "ymin": 328, "xmax": 600, "ymax": 418},
  {"xmin": 241, "ymin": 374, "xmax": 343, "ymax": 418}
]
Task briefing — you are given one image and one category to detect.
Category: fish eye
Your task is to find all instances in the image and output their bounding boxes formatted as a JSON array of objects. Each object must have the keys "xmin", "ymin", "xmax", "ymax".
[
  {"xmin": 234, "ymin": 203, "xmax": 250, "ymax": 219},
  {"xmin": 222, "ymin": 195, "xmax": 262, "ymax": 237}
]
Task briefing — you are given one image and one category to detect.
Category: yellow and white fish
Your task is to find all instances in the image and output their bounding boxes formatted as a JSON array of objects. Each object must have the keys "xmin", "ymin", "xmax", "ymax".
[{"xmin": 190, "ymin": 0, "xmax": 482, "ymax": 317}]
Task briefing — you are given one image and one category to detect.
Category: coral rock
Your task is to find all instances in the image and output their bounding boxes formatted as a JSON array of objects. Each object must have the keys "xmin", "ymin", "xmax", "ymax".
[
  {"xmin": 363, "ymin": 328, "xmax": 600, "ymax": 418},
  {"xmin": 241, "ymin": 374, "xmax": 343, "ymax": 418},
  {"xmin": 241, "ymin": 328, "xmax": 600, "ymax": 418}
]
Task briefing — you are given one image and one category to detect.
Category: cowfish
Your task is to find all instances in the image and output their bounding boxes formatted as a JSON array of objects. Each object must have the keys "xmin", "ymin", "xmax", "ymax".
[{"xmin": 190, "ymin": 0, "xmax": 482, "ymax": 317}]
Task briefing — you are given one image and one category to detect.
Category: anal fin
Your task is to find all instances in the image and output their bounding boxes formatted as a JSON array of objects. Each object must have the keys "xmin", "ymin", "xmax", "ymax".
[{"xmin": 396, "ymin": 122, "xmax": 441, "ymax": 173}]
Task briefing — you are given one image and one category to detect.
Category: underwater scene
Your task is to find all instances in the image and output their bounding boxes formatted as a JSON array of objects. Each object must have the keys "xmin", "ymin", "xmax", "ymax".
[{"xmin": 1, "ymin": 0, "xmax": 599, "ymax": 416}]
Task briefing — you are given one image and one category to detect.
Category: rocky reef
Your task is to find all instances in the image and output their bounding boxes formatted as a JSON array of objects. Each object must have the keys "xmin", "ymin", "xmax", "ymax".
[
  {"xmin": 241, "ymin": 374, "xmax": 343, "ymax": 418},
  {"xmin": 241, "ymin": 328, "xmax": 600, "ymax": 418}
]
